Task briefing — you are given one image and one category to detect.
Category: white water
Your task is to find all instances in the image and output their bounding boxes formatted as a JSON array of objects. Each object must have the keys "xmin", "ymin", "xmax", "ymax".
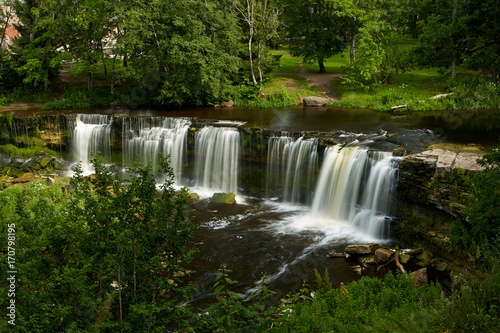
[
  {"xmin": 195, "ymin": 126, "xmax": 240, "ymax": 193},
  {"xmin": 266, "ymin": 135, "xmax": 318, "ymax": 204},
  {"xmin": 309, "ymin": 145, "xmax": 400, "ymax": 239},
  {"xmin": 72, "ymin": 114, "xmax": 113, "ymax": 173},
  {"xmin": 122, "ymin": 117, "xmax": 190, "ymax": 184}
]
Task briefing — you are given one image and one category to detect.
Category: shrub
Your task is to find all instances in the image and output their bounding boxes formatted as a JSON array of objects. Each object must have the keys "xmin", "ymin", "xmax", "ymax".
[{"xmin": 451, "ymin": 144, "xmax": 500, "ymax": 263}]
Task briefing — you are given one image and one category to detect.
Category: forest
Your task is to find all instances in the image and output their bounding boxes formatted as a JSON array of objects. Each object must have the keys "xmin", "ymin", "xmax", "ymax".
[
  {"xmin": 1, "ymin": 0, "xmax": 500, "ymax": 332},
  {"xmin": 0, "ymin": 0, "xmax": 499, "ymax": 109}
]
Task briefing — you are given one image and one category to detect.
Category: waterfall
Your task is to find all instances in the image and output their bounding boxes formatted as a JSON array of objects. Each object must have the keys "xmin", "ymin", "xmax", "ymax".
[
  {"xmin": 311, "ymin": 146, "xmax": 399, "ymax": 238},
  {"xmin": 266, "ymin": 135, "xmax": 318, "ymax": 204},
  {"xmin": 195, "ymin": 126, "xmax": 240, "ymax": 193},
  {"xmin": 122, "ymin": 117, "xmax": 190, "ymax": 184},
  {"xmin": 72, "ymin": 114, "xmax": 113, "ymax": 173}
]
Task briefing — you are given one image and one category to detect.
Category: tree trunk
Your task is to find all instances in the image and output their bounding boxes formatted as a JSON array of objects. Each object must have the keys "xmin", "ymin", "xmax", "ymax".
[
  {"xmin": 350, "ymin": 37, "xmax": 356, "ymax": 63},
  {"xmin": 451, "ymin": 56, "xmax": 456, "ymax": 78},
  {"xmin": 101, "ymin": 44, "xmax": 108, "ymax": 76},
  {"xmin": 111, "ymin": 54, "xmax": 116, "ymax": 94},
  {"xmin": 247, "ymin": 0, "xmax": 257, "ymax": 84},
  {"xmin": 257, "ymin": 40, "xmax": 263, "ymax": 83},
  {"xmin": 318, "ymin": 59, "xmax": 326, "ymax": 73}
]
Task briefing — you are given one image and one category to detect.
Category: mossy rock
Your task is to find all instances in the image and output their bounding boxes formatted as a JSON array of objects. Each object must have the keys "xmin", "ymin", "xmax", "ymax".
[
  {"xmin": 210, "ymin": 192, "xmax": 236, "ymax": 205},
  {"xmin": 38, "ymin": 156, "xmax": 53, "ymax": 168}
]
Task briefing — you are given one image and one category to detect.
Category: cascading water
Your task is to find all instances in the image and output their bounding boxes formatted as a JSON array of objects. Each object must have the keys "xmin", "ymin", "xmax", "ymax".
[
  {"xmin": 195, "ymin": 126, "xmax": 240, "ymax": 193},
  {"xmin": 266, "ymin": 135, "xmax": 318, "ymax": 204},
  {"xmin": 122, "ymin": 117, "xmax": 190, "ymax": 184},
  {"xmin": 72, "ymin": 114, "xmax": 113, "ymax": 173},
  {"xmin": 310, "ymin": 145, "xmax": 400, "ymax": 239}
]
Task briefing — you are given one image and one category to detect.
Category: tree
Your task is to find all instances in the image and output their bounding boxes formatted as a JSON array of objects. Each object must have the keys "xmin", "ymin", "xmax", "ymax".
[
  {"xmin": 344, "ymin": 0, "xmax": 410, "ymax": 85},
  {"xmin": 410, "ymin": 0, "xmax": 465, "ymax": 78},
  {"xmin": 411, "ymin": 0, "xmax": 500, "ymax": 82},
  {"xmin": 11, "ymin": 0, "xmax": 62, "ymax": 90},
  {"xmin": 116, "ymin": 0, "xmax": 240, "ymax": 106},
  {"xmin": 59, "ymin": 0, "xmax": 115, "ymax": 90},
  {"xmin": 282, "ymin": 0, "xmax": 354, "ymax": 73},
  {"xmin": 69, "ymin": 155, "xmax": 197, "ymax": 331},
  {"xmin": 0, "ymin": 156, "xmax": 197, "ymax": 331},
  {"xmin": 234, "ymin": 0, "xmax": 281, "ymax": 84}
]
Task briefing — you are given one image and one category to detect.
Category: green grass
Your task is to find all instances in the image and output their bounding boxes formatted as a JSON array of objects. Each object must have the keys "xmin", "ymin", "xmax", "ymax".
[
  {"xmin": 270, "ymin": 50, "xmax": 302, "ymax": 74},
  {"xmin": 302, "ymin": 50, "xmax": 350, "ymax": 73}
]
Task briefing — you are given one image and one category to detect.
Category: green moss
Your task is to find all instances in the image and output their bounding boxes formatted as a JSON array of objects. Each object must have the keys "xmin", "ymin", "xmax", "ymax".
[{"xmin": 0, "ymin": 144, "xmax": 58, "ymax": 159}]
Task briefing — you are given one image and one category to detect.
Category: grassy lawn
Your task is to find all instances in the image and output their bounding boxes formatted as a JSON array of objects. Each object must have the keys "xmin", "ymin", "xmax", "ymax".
[
  {"xmin": 302, "ymin": 50, "xmax": 350, "ymax": 74},
  {"xmin": 265, "ymin": 74, "xmax": 320, "ymax": 102},
  {"xmin": 270, "ymin": 50, "xmax": 302, "ymax": 74}
]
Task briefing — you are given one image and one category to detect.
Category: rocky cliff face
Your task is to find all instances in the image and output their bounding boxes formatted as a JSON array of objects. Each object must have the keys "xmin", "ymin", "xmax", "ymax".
[
  {"xmin": 397, "ymin": 148, "xmax": 485, "ymax": 217},
  {"xmin": 394, "ymin": 148, "xmax": 485, "ymax": 268}
]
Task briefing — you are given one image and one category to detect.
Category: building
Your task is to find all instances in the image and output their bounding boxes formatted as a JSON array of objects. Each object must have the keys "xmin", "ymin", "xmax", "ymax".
[{"xmin": 1, "ymin": 2, "xmax": 20, "ymax": 51}]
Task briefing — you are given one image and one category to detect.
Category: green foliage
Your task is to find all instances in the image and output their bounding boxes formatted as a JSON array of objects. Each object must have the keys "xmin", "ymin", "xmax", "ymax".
[
  {"xmin": 0, "ymin": 155, "xmax": 196, "ymax": 331},
  {"xmin": 270, "ymin": 271, "xmax": 446, "ymax": 332},
  {"xmin": 282, "ymin": 0, "xmax": 352, "ymax": 73},
  {"xmin": 343, "ymin": 0, "xmax": 411, "ymax": 86},
  {"xmin": 235, "ymin": 88, "xmax": 296, "ymax": 108},
  {"xmin": 193, "ymin": 265, "xmax": 277, "ymax": 332},
  {"xmin": 447, "ymin": 77, "xmax": 500, "ymax": 110},
  {"xmin": 0, "ymin": 53, "xmax": 22, "ymax": 94},
  {"xmin": 41, "ymin": 87, "xmax": 114, "ymax": 110},
  {"xmin": 7, "ymin": 86, "xmax": 54, "ymax": 103},
  {"xmin": 0, "ymin": 144, "xmax": 58, "ymax": 159},
  {"xmin": 452, "ymin": 145, "xmax": 500, "ymax": 263}
]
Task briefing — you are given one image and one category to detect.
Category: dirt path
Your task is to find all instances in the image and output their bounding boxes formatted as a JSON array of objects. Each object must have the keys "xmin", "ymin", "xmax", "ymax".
[
  {"xmin": 274, "ymin": 51, "xmax": 344, "ymax": 101},
  {"xmin": 0, "ymin": 102, "xmax": 44, "ymax": 113}
]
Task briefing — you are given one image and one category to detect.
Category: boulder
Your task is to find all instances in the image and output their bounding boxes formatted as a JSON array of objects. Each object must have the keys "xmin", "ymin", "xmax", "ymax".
[
  {"xmin": 411, "ymin": 268, "xmax": 428, "ymax": 287},
  {"xmin": 345, "ymin": 243, "xmax": 378, "ymax": 255},
  {"xmin": 187, "ymin": 193, "xmax": 199, "ymax": 204},
  {"xmin": 303, "ymin": 96, "xmax": 329, "ymax": 106},
  {"xmin": 400, "ymin": 254, "xmax": 411, "ymax": 264},
  {"xmin": 375, "ymin": 248, "xmax": 394, "ymax": 263},
  {"xmin": 38, "ymin": 156, "xmax": 54, "ymax": 168},
  {"xmin": 210, "ymin": 192, "xmax": 236, "ymax": 205},
  {"xmin": 188, "ymin": 193, "xmax": 199, "ymax": 200}
]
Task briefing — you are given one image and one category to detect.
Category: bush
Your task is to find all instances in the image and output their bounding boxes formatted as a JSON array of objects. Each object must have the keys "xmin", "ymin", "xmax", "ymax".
[
  {"xmin": 41, "ymin": 87, "xmax": 114, "ymax": 110},
  {"xmin": 235, "ymin": 87, "xmax": 296, "ymax": 107},
  {"xmin": 451, "ymin": 145, "xmax": 500, "ymax": 263}
]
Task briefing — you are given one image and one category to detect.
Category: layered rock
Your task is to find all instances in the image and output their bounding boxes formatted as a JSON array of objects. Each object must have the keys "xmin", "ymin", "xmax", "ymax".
[{"xmin": 397, "ymin": 148, "xmax": 484, "ymax": 217}]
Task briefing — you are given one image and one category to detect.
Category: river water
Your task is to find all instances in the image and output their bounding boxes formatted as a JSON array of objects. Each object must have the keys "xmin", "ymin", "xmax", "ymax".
[{"xmin": 6, "ymin": 106, "xmax": 500, "ymax": 307}]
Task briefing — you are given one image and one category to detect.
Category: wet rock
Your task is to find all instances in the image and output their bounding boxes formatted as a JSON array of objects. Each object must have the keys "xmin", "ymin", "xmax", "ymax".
[
  {"xmin": 38, "ymin": 156, "xmax": 53, "ymax": 168},
  {"xmin": 45, "ymin": 176, "xmax": 56, "ymax": 185},
  {"xmin": 416, "ymin": 250, "xmax": 433, "ymax": 267},
  {"xmin": 400, "ymin": 254, "xmax": 411, "ymax": 264},
  {"xmin": 435, "ymin": 261, "xmax": 452, "ymax": 272},
  {"xmin": 345, "ymin": 243, "xmax": 379, "ymax": 255},
  {"xmin": 326, "ymin": 252, "xmax": 345, "ymax": 258},
  {"xmin": 411, "ymin": 268, "xmax": 428, "ymax": 287},
  {"xmin": 210, "ymin": 192, "xmax": 236, "ymax": 204},
  {"xmin": 375, "ymin": 248, "xmax": 394, "ymax": 263},
  {"xmin": 361, "ymin": 255, "xmax": 377, "ymax": 265},
  {"xmin": 393, "ymin": 147, "xmax": 406, "ymax": 157},
  {"xmin": 303, "ymin": 96, "xmax": 329, "ymax": 106}
]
